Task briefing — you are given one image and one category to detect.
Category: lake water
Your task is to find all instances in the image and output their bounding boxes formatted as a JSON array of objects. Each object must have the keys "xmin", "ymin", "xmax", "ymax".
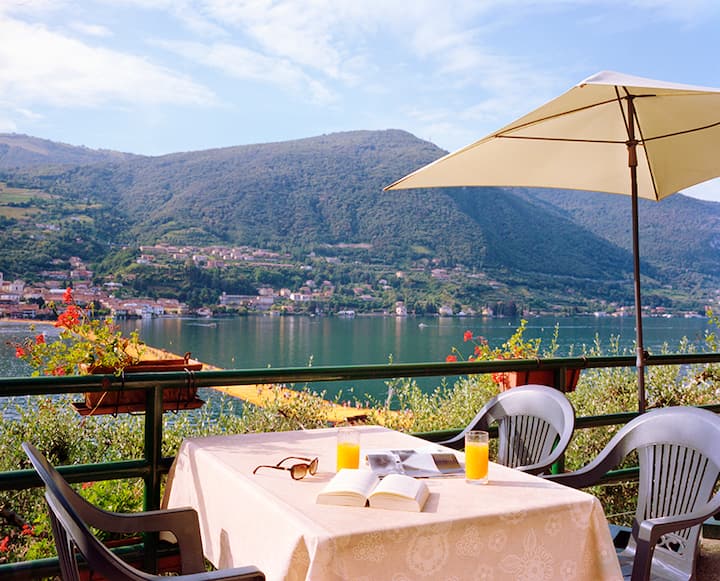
[{"xmin": 1, "ymin": 315, "xmax": 713, "ymax": 402}]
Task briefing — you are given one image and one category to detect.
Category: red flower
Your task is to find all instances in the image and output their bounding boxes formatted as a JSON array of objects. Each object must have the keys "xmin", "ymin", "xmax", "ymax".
[
  {"xmin": 51, "ymin": 366, "xmax": 67, "ymax": 376},
  {"xmin": 15, "ymin": 346, "xmax": 26, "ymax": 358},
  {"xmin": 445, "ymin": 355, "xmax": 458, "ymax": 362},
  {"xmin": 63, "ymin": 287, "xmax": 73, "ymax": 304},
  {"xmin": 35, "ymin": 333, "xmax": 45, "ymax": 345},
  {"xmin": 463, "ymin": 330, "xmax": 473, "ymax": 342},
  {"xmin": 0, "ymin": 536, "xmax": 9, "ymax": 552},
  {"xmin": 82, "ymin": 481, "xmax": 95, "ymax": 490},
  {"xmin": 21, "ymin": 524, "xmax": 34, "ymax": 536},
  {"xmin": 55, "ymin": 304, "xmax": 80, "ymax": 329}
]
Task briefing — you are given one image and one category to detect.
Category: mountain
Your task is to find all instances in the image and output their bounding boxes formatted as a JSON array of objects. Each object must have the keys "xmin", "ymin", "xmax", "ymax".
[
  {"xmin": 0, "ymin": 134, "xmax": 138, "ymax": 169},
  {"xmin": 0, "ymin": 130, "xmax": 718, "ymax": 311},
  {"xmin": 524, "ymin": 188, "xmax": 720, "ymax": 281}
]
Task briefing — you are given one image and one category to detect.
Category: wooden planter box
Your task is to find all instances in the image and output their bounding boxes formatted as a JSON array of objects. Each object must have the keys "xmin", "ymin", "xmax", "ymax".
[
  {"xmin": 76, "ymin": 355, "xmax": 204, "ymax": 416},
  {"xmin": 493, "ymin": 369, "xmax": 581, "ymax": 392}
]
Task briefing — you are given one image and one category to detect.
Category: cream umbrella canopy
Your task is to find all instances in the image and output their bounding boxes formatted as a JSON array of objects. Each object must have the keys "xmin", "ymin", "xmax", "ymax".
[{"xmin": 386, "ymin": 71, "xmax": 720, "ymax": 413}]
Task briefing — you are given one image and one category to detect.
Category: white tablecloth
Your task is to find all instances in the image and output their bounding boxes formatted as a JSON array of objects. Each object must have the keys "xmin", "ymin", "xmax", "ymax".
[{"xmin": 164, "ymin": 426, "xmax": 621, "ymax": 581}]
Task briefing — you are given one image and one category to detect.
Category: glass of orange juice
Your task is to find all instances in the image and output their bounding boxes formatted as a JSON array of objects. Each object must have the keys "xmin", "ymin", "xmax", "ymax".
[
  {"xmin": 465, "ymin": 430, "xmax": 489, "ymax": 484},
  {"xmin": 336, "ymin": 427, "xmax": 360, "ymax": 471}
]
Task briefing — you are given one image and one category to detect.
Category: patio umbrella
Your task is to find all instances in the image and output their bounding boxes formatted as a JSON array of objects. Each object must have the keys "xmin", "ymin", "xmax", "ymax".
[{"xmin": 385, "ymin": 70, "xmax": 720, "ymax": 413}]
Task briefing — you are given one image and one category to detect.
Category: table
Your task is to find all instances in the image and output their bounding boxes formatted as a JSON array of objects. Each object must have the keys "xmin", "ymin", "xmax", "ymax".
[{"xmin": 164, "ymin": 426, "xmax": 622, "ymax": 580}]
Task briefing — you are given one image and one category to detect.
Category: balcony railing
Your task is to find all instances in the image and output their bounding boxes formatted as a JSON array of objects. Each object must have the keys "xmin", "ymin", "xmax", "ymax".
[{"xmin": 2, "ymin": 352, "xmax": 720, "ymax": 578}]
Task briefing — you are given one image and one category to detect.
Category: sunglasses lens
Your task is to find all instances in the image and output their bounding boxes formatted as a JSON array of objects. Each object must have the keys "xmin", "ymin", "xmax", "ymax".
[
  {"xmin": 309, "ymin": 458, "xmax": 318, "ymax": 475},
  {"xmin": 290, "ymin": 464, "xmax": 308, "ymax": 480}
]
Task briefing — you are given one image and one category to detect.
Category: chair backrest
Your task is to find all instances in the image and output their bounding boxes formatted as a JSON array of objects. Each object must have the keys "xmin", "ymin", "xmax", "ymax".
[
  {"xmin": 441, "ymin": 384, "xmax": 575, "ymax": 475},
  {"xmin": 588, "ymin": 407, "xmax": 720, "ymax": 580}
]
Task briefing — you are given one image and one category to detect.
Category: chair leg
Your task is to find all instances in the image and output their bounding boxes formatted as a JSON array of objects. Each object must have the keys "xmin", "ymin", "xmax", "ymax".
[{"xmin": 630, "ymin": 538, "xmax": 655, "ymax": 581}]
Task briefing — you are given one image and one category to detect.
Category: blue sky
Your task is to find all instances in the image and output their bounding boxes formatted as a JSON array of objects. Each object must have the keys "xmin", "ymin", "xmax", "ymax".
[{"xmin": 2, "ymin": 0, "xmax": 720, "ymax": 200}]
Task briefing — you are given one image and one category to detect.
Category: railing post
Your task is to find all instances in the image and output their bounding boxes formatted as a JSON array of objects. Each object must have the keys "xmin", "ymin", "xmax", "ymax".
[
  {"xmin": 143, "ymin": 384, "xmax": 163, "ymax": 573},
  {"xmin": 551, "ymin": 365, "xmax": 567, "ymax": 474}
]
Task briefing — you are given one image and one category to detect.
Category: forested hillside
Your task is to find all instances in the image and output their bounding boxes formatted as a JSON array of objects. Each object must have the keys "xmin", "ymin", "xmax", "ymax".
[
  {"xmin": 1, "ymin": 130, "xmax": 718, "ymax": 312},
  {"xmin": 0, "ymin": 134, "xmax": 137, "ymax": 169}
]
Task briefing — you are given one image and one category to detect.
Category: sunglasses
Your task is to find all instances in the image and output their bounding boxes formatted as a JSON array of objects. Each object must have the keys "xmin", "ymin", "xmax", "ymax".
[{"xmin": 253, "ymin": 456, "xmax": 319, "ymax": 480}]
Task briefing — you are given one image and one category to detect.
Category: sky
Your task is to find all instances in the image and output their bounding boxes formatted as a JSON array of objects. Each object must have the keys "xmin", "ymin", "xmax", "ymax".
[{"xmin": 2, "ymin": 0, "xmax": 720, "ymax": 200}]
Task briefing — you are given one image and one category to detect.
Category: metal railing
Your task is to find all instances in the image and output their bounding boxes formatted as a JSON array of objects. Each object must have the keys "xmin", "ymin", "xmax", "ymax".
[{"xmin": 2, "ymin": 352, "xmax": 720, "ymax": 578}]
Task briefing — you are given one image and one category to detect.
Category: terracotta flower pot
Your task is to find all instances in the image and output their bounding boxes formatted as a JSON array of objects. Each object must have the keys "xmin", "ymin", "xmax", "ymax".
[
  {"xmin": 82, "ymin": 354, "xmax": 203, "ymax": 413},
  {"xmin": 493, "ymin": 369, "xmax": 580, "ymax": 392}
]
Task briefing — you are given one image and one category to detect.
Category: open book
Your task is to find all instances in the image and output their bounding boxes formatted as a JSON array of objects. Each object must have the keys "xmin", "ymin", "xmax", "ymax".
[
  {"xmin": 365, "ymin": 449, "xmax": 463, "ymax": 478},
  {"xmin": 316, "ymin": 469, "xmax": 430, "ymax": 512}
]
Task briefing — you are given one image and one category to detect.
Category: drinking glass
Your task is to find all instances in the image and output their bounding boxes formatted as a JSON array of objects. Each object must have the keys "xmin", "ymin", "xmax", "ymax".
[
  {"xmin": 336, "ymin": 427, "xmax": 360, "ymax": 471},
  {"xmin": 465, "ymin": 430, "xmax": 489, "ymax": 484}
]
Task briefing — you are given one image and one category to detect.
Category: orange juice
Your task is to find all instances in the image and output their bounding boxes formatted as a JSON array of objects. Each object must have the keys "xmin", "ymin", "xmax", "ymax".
[
  {"xmin": 465, "ymin": 441, "xmax": 489, "ymax": 482},
  {"xmin": 336, "ymin": 441, "xmax": 360, "ymax": 470}
]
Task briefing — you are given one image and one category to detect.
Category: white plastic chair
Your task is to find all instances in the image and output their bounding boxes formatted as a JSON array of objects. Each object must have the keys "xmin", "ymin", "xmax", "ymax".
[
  {"xmin": 545, "ymin": 407, "xmax": 720, "ymax": 580},
  {"xmin": 438, "ymin": 384, "xmax": 576, "ymax": 475}
]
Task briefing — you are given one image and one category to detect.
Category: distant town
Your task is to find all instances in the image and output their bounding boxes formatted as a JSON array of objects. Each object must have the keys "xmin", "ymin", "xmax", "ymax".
[{"xmin": 0, "ymin": 243, "xmax": 711, "ymax": 321}]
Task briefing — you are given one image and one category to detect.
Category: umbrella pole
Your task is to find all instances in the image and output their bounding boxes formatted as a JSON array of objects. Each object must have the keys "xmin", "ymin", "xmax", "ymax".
[
  {"xmin": 631, "ymin": 183, "xmax": 647, "ymax": 413},
  {"xmin": 627, "ymin": 95, "xmax": 647, "ymax": 413}
]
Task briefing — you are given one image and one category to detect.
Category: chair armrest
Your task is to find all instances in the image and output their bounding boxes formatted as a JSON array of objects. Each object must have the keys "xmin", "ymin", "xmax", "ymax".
[
  {"xmin": 179, "ymin": 565, "xmax": 265, "ymax": 580},
  {"xmin": 542, "ymin": 464, "xmax": 605, "ymax": 488},
  {"xmin": 629, "ymin": 492, "xmax": 720, "ymax": 581},
  {"xmin": 83, "ymin": 505, "xmax": 199, "ymax": 535},
  {"xmin": 516, "ymin": 460, "xmax": 553, "ymax": 476},
  {"xmin": 81, "ymin": 505, "xmax": 205, "ymax": 574},
  {"xmin": 436, "ymin": 433, "xmax": 465, "ymax": 450},
  {"xmin": 636, "ymin": 492, "xmax": 720, "ymax": 543}
]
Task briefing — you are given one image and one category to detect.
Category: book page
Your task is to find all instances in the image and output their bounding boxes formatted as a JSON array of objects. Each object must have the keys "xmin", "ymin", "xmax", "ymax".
[
  {"xmin": 320, "ymin": 468, "xmax": 379, "ymax": 498},
  {"xmin": 368, "ymin": 473, "xmax": 430, "ymax": 512},
  {"xmin": 371, "ymin": 473, "xmax": 424, "ymax": 499}
]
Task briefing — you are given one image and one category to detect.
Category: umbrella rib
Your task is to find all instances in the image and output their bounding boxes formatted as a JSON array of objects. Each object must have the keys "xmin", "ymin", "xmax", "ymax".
[
  {"xmin": 499, "ymin": 120, "xmax": 720, "ymax": 146},
  {"xmin": 642, "ymin": 120, "xmax": 720, "ymax": 142},
  {"xmin": 497, "ymin": 135, "xmax": 623, "ymax": 144},
  {"xmin": 493, "ymin": 97, "xmax": 623, "ymax": 137},
  {"xmin": 616, "ymin": 86, "xmax": 631, "ymax": 138},
  {"xmin": 618, "ymin": 86, "xmax": 720, "ymax": 142},
  {"xmin": 497, "ymin": 119, "xmax": 720, "ymax": 144}
]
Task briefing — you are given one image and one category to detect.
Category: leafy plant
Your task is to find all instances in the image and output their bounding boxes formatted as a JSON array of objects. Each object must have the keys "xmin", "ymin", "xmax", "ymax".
[
  {"xmin": 445, "ymin": 319, "xmax": 561, "ymax": 387},
  {"xmin": 451, "ymin": 318, "xmax": 562, "ymax": 361}
]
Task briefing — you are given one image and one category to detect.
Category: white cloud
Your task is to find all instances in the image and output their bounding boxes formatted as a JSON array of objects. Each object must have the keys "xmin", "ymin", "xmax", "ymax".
[
  {"xmin": 194, "ymin": 2, "xmax": 555, "ymax": 105},
  {"xmin": 69, "ymin": 21, "xmax": 113, "ymax": 37},
  {"xmin": 156, "ymin": 40, "xmax": 336, "ymax": 104},
  {"xmin": 199, "ymin": 0, "xmax": 361, "ymax": 81},
  {"xmin": 3, "ymin": 0, "xmax": 719, "ymax": 158},
  {"xmin": 627, "ymin": 0, "xmax": 720, "ymax": 23},
  {"xmin": 0, "ymin": 117, "xmax": 18, "ymax": 133},
  {"xmin": 105, "ymin": 0, "xmax": 228, "ymax": 36},
  {"xmin": 15, "ymin": 108, "xmax": 44, "ymax": 121},
  {"xmin": 0, "ymin": 15, "xmax": 216, "ymax": 108},
  {"xmin": 0, "ymin": 0, "xmax": 69, "ymax": 17}
]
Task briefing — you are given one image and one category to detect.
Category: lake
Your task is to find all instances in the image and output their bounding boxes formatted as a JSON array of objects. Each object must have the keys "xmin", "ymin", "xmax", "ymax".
[{"xmin": 1, "ymin": 314, "xmax": 713, "ymax": 402}]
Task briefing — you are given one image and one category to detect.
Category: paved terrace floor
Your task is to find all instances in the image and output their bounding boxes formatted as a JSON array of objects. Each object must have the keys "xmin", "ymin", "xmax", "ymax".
[{"xmin": 700, "ymin": 537, "xmax": 720, "ymax": 579}]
